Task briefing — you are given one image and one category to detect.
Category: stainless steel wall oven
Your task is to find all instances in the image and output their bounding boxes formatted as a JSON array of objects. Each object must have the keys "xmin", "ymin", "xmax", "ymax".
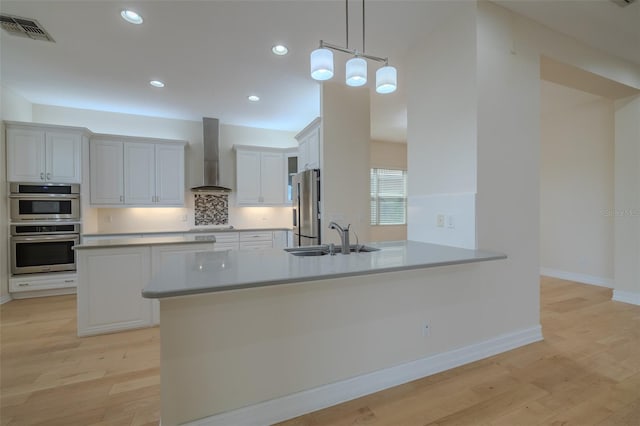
[
  {"xmin": 10, "ymin": 182, "xmax": 80, "ymax": 221},
  {"xmin": 10, "ymin": 223, "xmax": 80, "ymax": 275}
]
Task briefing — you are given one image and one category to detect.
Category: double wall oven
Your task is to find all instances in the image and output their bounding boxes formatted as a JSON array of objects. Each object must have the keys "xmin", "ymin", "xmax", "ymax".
[{"xmin": 9, "ymin": 183, "xmax": 81, "ymax": 276}]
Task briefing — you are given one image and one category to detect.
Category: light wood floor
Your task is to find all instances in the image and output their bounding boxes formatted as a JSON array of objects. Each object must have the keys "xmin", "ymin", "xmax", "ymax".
[{"xmin": 2, "ymin": 277, "xmax": 639, "ymax": 425}]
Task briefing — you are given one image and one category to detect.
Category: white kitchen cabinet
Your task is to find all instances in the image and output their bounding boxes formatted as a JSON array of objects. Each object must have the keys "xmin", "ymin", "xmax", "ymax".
[
  {"xmin": 234, "ymin": 146, "xmax": 285, "ymax": 206},
  {"xmin": 90, "ymin": 139, "xmax": 125, "ymax": 204},
  {"xmin": 239, "ymin": 231, "xmax": 273, "ymax": 250},
  {"xmin": 77, "ymin": 246, "xmax": 152, "ymax": 336},
  {"xmin": 77, "ymin": 242, "xmax": 214, "ymax": 336},
  {"xmin": 124, "ymin": 142, "xmax": 155, "ymax": 205},
  {"xmin": 7, "ymin": 124, "xmax": 82, "ymax": 183},
  {"xmin": 295, "ymin": 118, "xmax": 321, "ymax": 172},
  {"xmin": 90, "ymin": 136, "xmax": 185, "ymax": 206},
  {"xmin": 209, "ymin": 232, "xmax": 240, "ymax": 251},
  {"xmin": 9, "ymin": 273, "xmax": 77, "ymax": 295}
]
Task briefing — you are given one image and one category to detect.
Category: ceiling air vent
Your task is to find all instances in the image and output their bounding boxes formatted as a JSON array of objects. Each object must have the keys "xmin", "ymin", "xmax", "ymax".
[
  {"xmin": 610, "ymin": 0, "xmax": 637, "ymax": 7},
  {"xmin": 0, "ymin": 14, "xmax": 55, "ymax": 42}
]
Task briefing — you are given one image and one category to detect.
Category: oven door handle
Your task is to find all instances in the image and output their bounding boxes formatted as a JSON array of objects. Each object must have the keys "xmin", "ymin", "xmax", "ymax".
[
  {"xmin": 11, "ymin": 235, "xmax": 79, "ymax": 242},
  {"xmin": 9, "ymin": 194, "xmax": 79, "ymax": 199}
]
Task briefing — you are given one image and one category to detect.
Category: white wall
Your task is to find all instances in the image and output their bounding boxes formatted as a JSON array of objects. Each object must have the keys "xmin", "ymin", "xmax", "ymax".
[
  {"xmin": 370, "ymin": 140, "xmax": 407, "ymax": 242},
  {"xmin": 31, "ymin": 104, "xmax": 297, "ymax": 232},
  {"xmin": 613, "ymin": 95, "xmax": 640, "ymax": 304},
  {"xmin": 1, "ymin": 86, "xmax": 34, "ymax": 303},
  {"xmin": 406, "ymin": 2, "xmax": 478, "ymax": 249},
  {"xmin": 321, "ymin": 83, "xmax": 371, "ymax": 244},
  {"xmin": 540, "ymin": 81, "xmax": 614, "ymax": 286}
]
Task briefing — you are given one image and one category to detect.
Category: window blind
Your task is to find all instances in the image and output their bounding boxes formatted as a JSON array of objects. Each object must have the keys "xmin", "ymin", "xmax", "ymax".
[{"xmin": 370, "ymin": 168, "xmax": 407, "ymax": 225}]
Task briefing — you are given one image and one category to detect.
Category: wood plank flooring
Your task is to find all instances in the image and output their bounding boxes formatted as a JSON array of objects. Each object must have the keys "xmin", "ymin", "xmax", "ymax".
[{"xmin": 1, "ymin": 277, "xmax": 639, "ymax": 425}]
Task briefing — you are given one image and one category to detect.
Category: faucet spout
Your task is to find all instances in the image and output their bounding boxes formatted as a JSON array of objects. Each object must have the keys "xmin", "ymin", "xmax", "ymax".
[{"xmin": 328, "ymin": 222, "xmax": 350, "ymax": 255}]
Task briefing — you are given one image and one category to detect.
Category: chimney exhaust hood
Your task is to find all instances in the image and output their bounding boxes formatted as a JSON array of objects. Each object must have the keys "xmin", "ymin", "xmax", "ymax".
[{"xmin": 191, "ymin": 117, "xmax": 231, "ymax": 192}]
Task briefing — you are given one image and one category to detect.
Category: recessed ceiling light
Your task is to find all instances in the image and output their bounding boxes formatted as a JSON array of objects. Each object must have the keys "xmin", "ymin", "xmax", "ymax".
[
  {"xmin": 247, "ymin": 95, "xmax": 260, "ymax": 102},
  {"xmin": 149, "ymin": 80, "xmax": 165, "ymax": 88},
  {"xmin": 272, "ymin": 45, "xmax": 289, "ymax": 56},
  {"xmin": 121, "ymin": 9, "xmax": 143, "ymax": 25}
]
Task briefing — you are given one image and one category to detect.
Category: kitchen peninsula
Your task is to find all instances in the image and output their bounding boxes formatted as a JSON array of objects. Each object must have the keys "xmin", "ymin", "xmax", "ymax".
[{"xmin": 143, "ymin": 240, "xmax": 511, "ymax": 426}]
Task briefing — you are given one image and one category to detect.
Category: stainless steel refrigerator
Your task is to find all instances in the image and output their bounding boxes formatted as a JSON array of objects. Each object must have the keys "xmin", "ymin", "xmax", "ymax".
[{"xmin": 292, "ymin": 169, "xmax": 321, "ymax": 246}]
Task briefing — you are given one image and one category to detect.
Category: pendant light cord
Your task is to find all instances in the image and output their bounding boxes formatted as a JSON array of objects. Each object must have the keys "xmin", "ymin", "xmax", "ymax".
[
  {"xmin": 346, "ymin": 0, "xmax": 349, "ymax": 49},
  {"xmin": 362, "ymin": 0, "xmax": 365, "ymax": 54}
]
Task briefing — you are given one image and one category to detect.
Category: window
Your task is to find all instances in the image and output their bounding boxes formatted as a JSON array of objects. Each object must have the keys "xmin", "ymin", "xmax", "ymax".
[{"xmin": 370, "ymin": 168, "xmax": 407, "ymax": 225}]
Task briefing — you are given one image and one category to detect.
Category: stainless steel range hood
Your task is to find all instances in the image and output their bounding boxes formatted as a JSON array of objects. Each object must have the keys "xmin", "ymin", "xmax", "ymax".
[{"xmin": 191, "ymin": 117, "xmax": 231, "ymax": 192}]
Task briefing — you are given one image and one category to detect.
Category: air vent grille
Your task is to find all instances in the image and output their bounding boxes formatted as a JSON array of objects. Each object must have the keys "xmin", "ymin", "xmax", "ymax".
[
  {"xmin": 0, "ymin": 14, "xmax": 55, "ymax": 42},
  {"xmin": 610, "ymin": 0, "xmax": 637, "ymax": 7}
]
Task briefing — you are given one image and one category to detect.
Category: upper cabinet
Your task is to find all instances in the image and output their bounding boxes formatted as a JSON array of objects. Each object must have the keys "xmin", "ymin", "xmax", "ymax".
[
  {"xmin": 7, "ymin": 123, "xmax": 83, "ymax": 183},
  {"xmin": 234, "ymin": 145, "xmax": 285, "ymax": 206},
  {"xmin": 295, "ymin": 117, "xmax": 321, "ymax": 172},
  {"xmin": 90, "ymin": 136, "xmax": 185, "ymax": 207}
]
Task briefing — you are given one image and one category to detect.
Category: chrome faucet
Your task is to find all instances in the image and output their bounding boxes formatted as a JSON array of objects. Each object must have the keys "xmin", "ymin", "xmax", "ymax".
[{"xmin": 328, "ymin": 222, "xmax": 350, "ymax": 255}]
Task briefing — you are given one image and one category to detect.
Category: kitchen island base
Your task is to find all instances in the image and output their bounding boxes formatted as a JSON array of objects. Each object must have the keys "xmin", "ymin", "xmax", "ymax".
[{"xmin": 159, "ymin": 260, "xmax": 541, "ymax": 425}]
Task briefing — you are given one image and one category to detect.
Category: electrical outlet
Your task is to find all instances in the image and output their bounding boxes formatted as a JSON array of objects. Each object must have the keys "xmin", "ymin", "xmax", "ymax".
[
  {"xmin": 447, "ymin": 215, "xmax": 455, "ymax": 229},
  {"xmin": 436, "ymin": 214, "xmax": 445, "ymax": 228},
  {"xmin": 422, "ymin": 321, "xmax": 431, "ymax": 337}
]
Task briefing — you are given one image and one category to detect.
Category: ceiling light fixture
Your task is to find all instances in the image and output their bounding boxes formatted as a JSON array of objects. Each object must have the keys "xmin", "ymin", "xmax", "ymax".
[
  {"xmin": 310, "ymin": 0, "xmax": 397, "ymax": 94},
  {"xmin": 120, "ymin": 9, "xmax": 143, "ymax": 25},
  {"xmin": 272, "ymin": 44, "xmax": 289, "ymax": 56},
  {"xmin": 149, "ymin": 80, "xmax": 165, "ymax": 88},
  {"xmin": 247, "ymin": 95, "xmax": 260, "ymax": 102}
]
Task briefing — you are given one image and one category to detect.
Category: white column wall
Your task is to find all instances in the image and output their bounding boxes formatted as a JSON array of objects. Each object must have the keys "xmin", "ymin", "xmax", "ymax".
[{"xmin": 613, "ymin": 95, "xmax": 640, "ymax": 305}]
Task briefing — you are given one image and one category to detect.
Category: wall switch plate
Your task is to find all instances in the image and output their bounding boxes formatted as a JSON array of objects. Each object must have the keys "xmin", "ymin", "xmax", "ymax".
[{"xmin": 437, "ymin": 214, "xmax": 445, "ymax": 227}]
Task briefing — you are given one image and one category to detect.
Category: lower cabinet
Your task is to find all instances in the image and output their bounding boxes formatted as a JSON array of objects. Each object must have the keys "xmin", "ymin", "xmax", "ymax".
[
  {"xmin": 9, "ymin": 273, "xmax": 77, "ymax": 297},
  {"xmin": 76, "ymin": 242, "xmax": 213, "ymax": 336}
]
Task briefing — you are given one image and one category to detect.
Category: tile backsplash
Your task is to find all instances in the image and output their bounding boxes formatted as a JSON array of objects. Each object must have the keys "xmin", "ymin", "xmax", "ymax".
[{"xmin": 194, "ymin": 194, "xmax": 229, "ymax": 226}]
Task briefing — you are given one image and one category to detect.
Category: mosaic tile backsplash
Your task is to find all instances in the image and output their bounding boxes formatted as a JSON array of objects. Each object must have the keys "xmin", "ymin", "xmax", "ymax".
[{"xmin": 194, "ymin": 194, "xmax": 229, "ymax": 226}]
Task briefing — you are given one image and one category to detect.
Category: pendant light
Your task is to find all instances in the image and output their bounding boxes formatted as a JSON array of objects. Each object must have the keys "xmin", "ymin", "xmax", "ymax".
[
  {"xmin": 310, "ymin": 48, "xmax": 334, "ymax": 81},
  {"xmin": 310, "ymin": 0, "xmax": 397, "ymax": 94},
  {"xmin": 346, "ymin": 57, "xmax": 367, "ymax": 86}
]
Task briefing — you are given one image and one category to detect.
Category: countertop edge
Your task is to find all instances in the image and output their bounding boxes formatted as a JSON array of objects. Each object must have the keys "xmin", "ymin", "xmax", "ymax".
[
  {"xmin": 82, "ymin": 228, "xmax": 291, "ymax": 237},
  {"xmin": 74, "ymin": 238, "xmax": 216, "ymax": 250},
  {"xmin": 142, "ymin": 253, "xmax": 507, "ymax": 299}
]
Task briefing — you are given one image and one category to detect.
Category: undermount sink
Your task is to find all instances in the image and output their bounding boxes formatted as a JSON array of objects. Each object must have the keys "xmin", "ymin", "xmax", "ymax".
[{"xmin": 284, "ymin": 245, "xmax": 380, "ymax": 257}]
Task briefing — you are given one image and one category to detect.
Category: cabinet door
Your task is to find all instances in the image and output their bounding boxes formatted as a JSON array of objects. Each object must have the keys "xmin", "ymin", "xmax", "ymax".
[
  {"xmin": 260, "ymin": 152, "xmax": 285, "ymax": 205},
  {"xmin": 7, "ymin": 127, "xmax": 46, "ymax": 182},
  {"xmin": 90, "ymin": 140, "xmax": 124, "ymax": 204},
  {"xmin": 297, "ymin": 140, "xmax": 309, "ymax": 172},
  {"xmin": 124, "ymin": 142, "xmax": 155, "ymax": 205},
  {"xmin": 236, "ymin": 150, "xmax": 262, "ymax": 204},
  {"xmin": 306, "ymin": 127, "xmax": 321, "ymax": 169},
  {"xmin": 46, "ymin": 131, "xmax": 82, "ymax": 183},
  {"xmin": 155, "ymin": 144, "xmax": 185, "ymax": 206},
  {"xmin": 77, "ymin": 247, "xmax": 152, "ymax": 336}
]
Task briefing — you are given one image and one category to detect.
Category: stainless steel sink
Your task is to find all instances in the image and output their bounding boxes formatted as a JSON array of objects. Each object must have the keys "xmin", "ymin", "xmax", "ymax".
[{"xmin": 284, "ymin": 245, "xmax": 380, "ymax": 257}]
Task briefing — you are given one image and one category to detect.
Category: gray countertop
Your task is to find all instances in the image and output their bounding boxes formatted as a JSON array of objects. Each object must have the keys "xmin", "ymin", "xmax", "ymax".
[
  {"xmin": 82, "ymin": 227, "xmax": 290, "ymax": 237},
  {"xmin": 74, "ymin": 235, "xmax": 217, "ymax": 249},
  {"xmin": 142, "ymin": 240, "xmax": 507, "ymax": 299}
]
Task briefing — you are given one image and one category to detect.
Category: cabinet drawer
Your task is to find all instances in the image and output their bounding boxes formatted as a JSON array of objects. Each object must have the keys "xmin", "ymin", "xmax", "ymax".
[
  {"xmin": 239, "ymin": 231, "xmax": 273, "ymax": 242},
  {"xmin": 211, "ymin": 232, "xmax": 239, "ymax": 243},
  {"xmin": 213, "ymin": 242, "xmax": 239, "ymax": 251},
  {"xmin": 239, "ymin": 241, "xmax": 273, "ymax": 250},
  {"xmin": 10, "ymin": 274, "xmax": 77, "ymax": 292}
]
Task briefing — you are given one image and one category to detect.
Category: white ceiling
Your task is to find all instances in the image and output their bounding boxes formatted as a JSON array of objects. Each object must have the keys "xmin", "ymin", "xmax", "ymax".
[{"xmin": 1, "ymin": 1, "xmax": 638, "ymax": 142}]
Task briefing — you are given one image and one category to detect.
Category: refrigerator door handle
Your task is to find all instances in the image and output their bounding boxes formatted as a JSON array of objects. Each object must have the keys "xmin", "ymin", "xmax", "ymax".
[{"xmin": 292, "ymin": 208, "xmax": 297, "ymax": 227}]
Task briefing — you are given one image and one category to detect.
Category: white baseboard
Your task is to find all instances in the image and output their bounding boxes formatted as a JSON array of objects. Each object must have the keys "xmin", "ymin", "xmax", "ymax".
[
  {"xmin": 0, "ymin": 294, "xmax": 12, "ymax": 305},
  {"xmin": 612, "ymin": 290, "xmax": 640, "ymax": 306},
  {"xmin": 540, "ymin": 267, "xmax": 613, "ymax": 288},
  {"xmin": 183, "ymin": 325, "xmax": 543, "ymax": 426}
]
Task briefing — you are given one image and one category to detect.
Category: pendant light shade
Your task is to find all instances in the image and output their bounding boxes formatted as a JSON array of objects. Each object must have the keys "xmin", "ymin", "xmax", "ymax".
[
  {"xmin": 346, "ymin": 57, "xmax": 367, "ymax": 87},
  {"xmin": 310, "ymin": 48, "xmax": 334, "ymax": 81},
  {"xmin": 375, "ymin": 65, "xmax": 397, "ymax": 94}
]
